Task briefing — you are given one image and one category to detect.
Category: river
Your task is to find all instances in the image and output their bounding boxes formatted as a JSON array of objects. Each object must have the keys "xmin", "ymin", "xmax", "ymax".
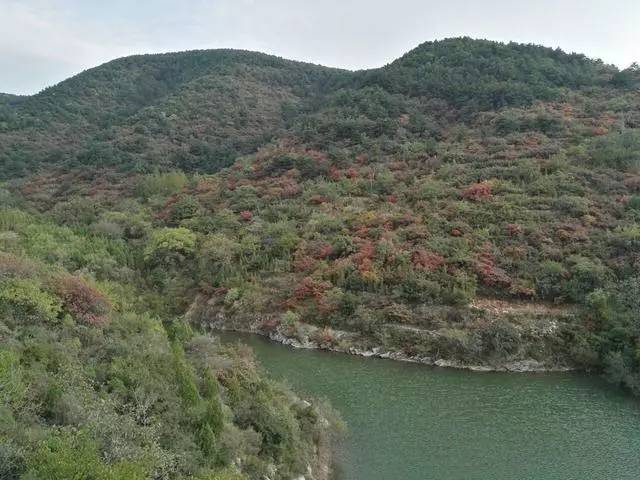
[{"xmin": 218, "ymin": 332, "xmax": 640, "ymax": 480}]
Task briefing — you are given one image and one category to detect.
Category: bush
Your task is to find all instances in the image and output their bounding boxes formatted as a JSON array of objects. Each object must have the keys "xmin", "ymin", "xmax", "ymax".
[
  {"xmin": 0, "ymin": 279, "xmax": 62, "ymax": 323},
  {"xmin": 588, "ymin": 131, "xmax": 640, "ymax": 170},
  {"xmin": 172, "ymin": 342, "xmax": 201, "ymax": 408},
  {"xmin": 0, "ymin": 350, "xmax": 26, "ymax": 407},
  {"xmin": 138, "ymin": 171, "xmax": 188, "ymax": 198},
  {"xmin": 535, "ymin": 260, "xmax": 567, "ymax": 301},
  {"xmin": 0, "ymin": 442, "xmax": 26, "ymax": 480},
  {"xmin": 144, "ymin": 227, "xmax": 197, "ymax": 266},
  {"xmin": 476, "ymin": 320, "xmax": 521, "ymax": 357},
  {"xmin": 55, "ymin": 275, "xmax": 111, "ymax": 326},
  {"xmin": 23, "ymin": 431, "xmax": 147, "ymax": 480},
  {"xmin": 564, "ymin": 256, "xmax": 613, "ymax": 303},
  {"xmin": 50, "ymin": 197, "xmax": 99, "ymax": 226}
]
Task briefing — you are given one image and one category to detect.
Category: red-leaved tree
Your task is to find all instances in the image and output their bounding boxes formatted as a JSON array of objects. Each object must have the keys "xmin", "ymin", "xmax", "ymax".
[{"xmin": 56, "ymin": 276, "xmax": 111, "ymax": 326}]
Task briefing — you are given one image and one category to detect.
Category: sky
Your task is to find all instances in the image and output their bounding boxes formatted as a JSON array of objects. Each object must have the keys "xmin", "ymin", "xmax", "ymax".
[{"xmin": 1, "ymin": 0, "xmax": 639, "ymax": 95}]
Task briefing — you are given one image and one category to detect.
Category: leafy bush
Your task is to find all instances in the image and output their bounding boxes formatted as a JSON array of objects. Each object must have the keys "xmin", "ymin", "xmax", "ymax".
[
  {"xmin": 55, "ymin": 275, "xmax": 111, "ymax": 325},
  {"xmin": 0, "ymin": 278, "xmax": 62, "ymax": 323},
  {"xmin": 588, "ymin": 131, "xmax": 640, "ymax": 170},
  {"xmin": 144, "ymin": 227, "xmax": 197, "ymax": 266}
]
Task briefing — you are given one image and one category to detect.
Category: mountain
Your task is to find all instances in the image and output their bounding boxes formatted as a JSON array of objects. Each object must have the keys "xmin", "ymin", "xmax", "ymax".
[
  {"xmin": 1, "ymin": 37, "xmax": 632, "ymax": 178},
  {"xmin": 0, "ymin": 49, "xmax": 348, "ymax": 176},
  {"xmin": 1, "ymin": 37, "xmax": 640, "ymax": 478}
]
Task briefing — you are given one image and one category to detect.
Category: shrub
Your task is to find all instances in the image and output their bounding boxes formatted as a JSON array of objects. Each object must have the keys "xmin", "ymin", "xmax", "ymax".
[
  {"xmin": 199, "ymin": 234, "xmax": 241, "ymax": 285},
  {"xmin": 0, "ymin": 442, "xmax": 26, "ymax": 480},
  {"xmin": 0, "ymin": 278, "xmax": 62, "ymax": 323},
  {"xmin": 50, "ymin": 197, "xmax": 99, "ymax": 226},
  {"xmin": 138, "ymin": 171, "xmax": 188, "ymax": 198},
  {"xmin": 535, "ymin": 260, "xmax": 567, "ymax": 301},
  {"xmin": 397, "ymin": 273, "xmax": 442, "ymax": 303},
  {"xmin": 55, "ymin": 275, "xmax": 111, "ymax": 325},
  {"xmin": 23, "ymin": 431, "xmax": 147, "ymax": 480},
  {"xmin": 0, "ymin": 350, "xmax": 26, "ymax": 407},
  {"xmin": 461, "ymin": 181, "xmax": 493, "ymax": 201},
  {"xmin": 172, "ymin": 342, "xmax": 201, "ymax": 408},
  {"xmin": 564, "ymin": 256, "xmax": 613, "ymax": 303},
  {"xmin": 144, "ymin": 227, "xmax": 197, "ymax": 266},
  {"xmin": 168, "ymin": 195, "xmax": 201, "ymax": 224},
  {"xmin": 224, "ymin": 288, "xmax": 241, "ymax": 306},
  {"xmin": 282, "ymin": 310, "xmax": 300, "ymax": 326},
  {"xmin": 476, "ymin": 320, "xmax": 521, "ymax": 356},
  {"xmin": 588, "ymin": 131, "xmax": 640, "ymax": 170},
  {"xmin": 0, "ymin": 253, "xmax": 38, "ymax": 279}
]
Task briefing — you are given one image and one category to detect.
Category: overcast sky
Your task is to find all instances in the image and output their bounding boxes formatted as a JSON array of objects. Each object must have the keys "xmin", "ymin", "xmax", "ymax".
[{"xmin": 2, "ymin": 0, "xmax": 639, "ymax": 95}]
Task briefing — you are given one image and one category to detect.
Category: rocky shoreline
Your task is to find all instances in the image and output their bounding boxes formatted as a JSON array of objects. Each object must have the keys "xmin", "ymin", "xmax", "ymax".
[{"xmin": 206, "ymin": 317, "xmax": 575, "ymax": 373}]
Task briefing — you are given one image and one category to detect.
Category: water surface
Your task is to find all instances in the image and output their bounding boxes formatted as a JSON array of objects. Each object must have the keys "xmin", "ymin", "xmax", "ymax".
[{"xmin": 219, "ymin": 332, "xmax": 640, "ymax": 480}]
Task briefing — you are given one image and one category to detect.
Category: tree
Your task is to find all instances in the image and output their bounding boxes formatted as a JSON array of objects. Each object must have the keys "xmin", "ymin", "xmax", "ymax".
[
  {"xmin": 588, "ymin": 131, "xmax": 640, "ymax": 170},
  {"xmin": 144, "ymin": 227, "xmax": 197, "ymax": 266},
  {"xmin": 198, "ymin": 234, "xmax": 240, "ymax": 284},
  {"xmin": 612, "ymin": 62, "xmax": 640, "ymax": 89},
  {"xmin": 55, "ymin": 275, "xmax": 111, "ymax": 325}
]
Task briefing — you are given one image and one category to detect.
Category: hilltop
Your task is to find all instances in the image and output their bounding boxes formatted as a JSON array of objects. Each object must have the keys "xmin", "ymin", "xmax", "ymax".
[
  {"xmin": 0, "ymin": 49, "xmax": 347, "ymax": 176},
  {"xmin": 1, "ymin": 38, "xmax": 633, "ymax": 177}
]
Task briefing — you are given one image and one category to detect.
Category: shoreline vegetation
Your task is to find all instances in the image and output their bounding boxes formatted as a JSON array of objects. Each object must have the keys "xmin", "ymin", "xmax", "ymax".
[
  {"xmin": 192, "ymin": 298, "xmax": 577, "ymax": 373},
  {"xmin": 211, "ymin": 324, "xmax": 575, "ymax": 373}
]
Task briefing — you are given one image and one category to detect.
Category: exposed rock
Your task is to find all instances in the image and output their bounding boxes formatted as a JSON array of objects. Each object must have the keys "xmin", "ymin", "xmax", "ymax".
[{"xmin": 206, "ymin": 316, "xmax": 574, "ymax": 373}]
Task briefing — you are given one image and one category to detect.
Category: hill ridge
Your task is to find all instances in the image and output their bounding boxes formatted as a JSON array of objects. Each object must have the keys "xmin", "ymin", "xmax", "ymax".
[{"xmin": 3, "ymin": 36, "xmax": 636, "ymax": 178}]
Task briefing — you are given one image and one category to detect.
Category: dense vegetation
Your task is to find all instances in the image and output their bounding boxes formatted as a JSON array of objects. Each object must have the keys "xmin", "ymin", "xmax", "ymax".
[
  {"xmin": 0, "ymin": 203, "xmax": 338, "ymax": 479},
  {"xmin": 1, "ymin": 36, "xmax": 640, "ymax": 478}
]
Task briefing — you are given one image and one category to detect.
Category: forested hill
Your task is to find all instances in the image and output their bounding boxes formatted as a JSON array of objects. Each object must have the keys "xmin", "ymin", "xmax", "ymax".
[
  {"xmin": 1, "ymin": 37, "xmax": 636, "ymax": 178},
  {"xmin": 1, "ymin": 39, "xmax": 640, "ymax": 478},
  {"xmin": 0, "ymin": 93, "xmax": 20, "ymax": 101},
  {"xmin": 0, "ymin": 49, "xmax": 347, "ymax": 176},
  {"xmin": 363, "ymin": 38, "xmax": 617, "ymax": 109}
]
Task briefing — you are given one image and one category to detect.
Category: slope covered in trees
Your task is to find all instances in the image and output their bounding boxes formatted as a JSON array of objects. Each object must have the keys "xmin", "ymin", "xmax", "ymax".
[
  {"xmin": 0, "ymin": 201, "xmax": 338, "ymax": 479},
  {"xmin": 3, "ymin": 38, "xmax": 634, "ymax": 178},
  {"xmin": 1, "ymin": 36, "xmax": 640, "ymax": 477},
  {"xmin": 0, "ymin": 49, "xmax": 346, "ymax": 177}
]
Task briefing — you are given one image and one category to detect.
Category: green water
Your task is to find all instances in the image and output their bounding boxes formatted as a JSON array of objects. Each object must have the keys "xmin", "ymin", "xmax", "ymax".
[{"xmin": 218, "ymin": 333, "xmax": 640, "ymax": 480}]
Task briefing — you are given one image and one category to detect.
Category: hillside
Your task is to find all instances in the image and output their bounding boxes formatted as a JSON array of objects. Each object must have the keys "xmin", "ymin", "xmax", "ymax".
[
  {"xmin": 2, "ymin": 38, "xmax": 635, "ymax": 178},
  {"xmin": 0, "ymin": 49, "xmax": 346, "ymax": 176},
  {"xmin": 0, "ymin": 206, "xmax": 337, "ymax": 479},
  {"xmin": 0, "ymin": 93, "xmax": 21, "ymax": 103},
  {"xmin": 1, "ymin": 36, "xmax": 640, "ymax": 478}
]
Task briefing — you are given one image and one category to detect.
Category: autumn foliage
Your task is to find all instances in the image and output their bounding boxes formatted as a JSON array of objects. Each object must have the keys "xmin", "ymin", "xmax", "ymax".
[
  {"xmin": 293, "ymin": 277, "xmax": 331, "ymax": 302},
  {"xmin": 474, "ymin": 245, "xmax": 512, "ymax": 287},
  {"xmin": 462, "ymin": 181, "xmax": 493, "ymax": 201},
  {"xmin": 55, "ymin": 276, "xmax": 111, "ymax": 326},
  {"xmin": 412, "ymin": 250, "xmax": 446, "ymax": 272}
]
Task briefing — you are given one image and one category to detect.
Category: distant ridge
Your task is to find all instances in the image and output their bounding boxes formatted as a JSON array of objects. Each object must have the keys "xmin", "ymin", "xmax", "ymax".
[{"xmin": 0, "ymin": 37, "xmax": 634, "ymax": 177}]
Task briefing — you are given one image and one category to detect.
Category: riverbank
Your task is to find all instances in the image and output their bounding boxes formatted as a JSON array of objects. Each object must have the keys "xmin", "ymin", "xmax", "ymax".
[
  {"xmin": 186, "ymin": 290, "xmax": 581, "ymax": 374},
  {"xmin": 204, "ymin": 315, "xmax": 575, "ymax": 373}
]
